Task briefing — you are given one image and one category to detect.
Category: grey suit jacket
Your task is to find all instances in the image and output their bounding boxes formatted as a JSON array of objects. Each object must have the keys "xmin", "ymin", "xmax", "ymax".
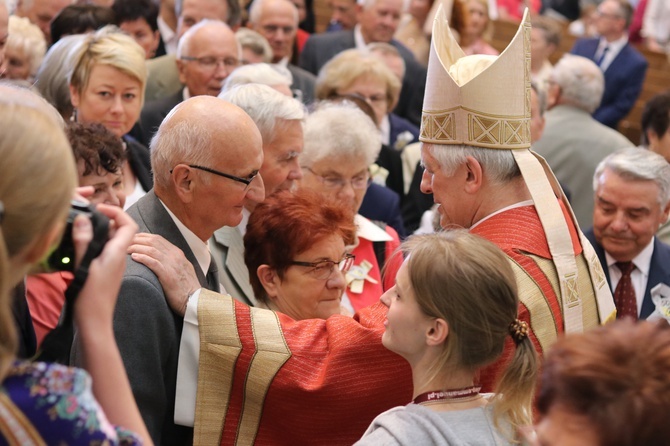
[
  {"xmin": 210, "ymin": 225, "xmax": 257, "ymax": 307},
  {"xmin": 145, "ymin": 54, "xmax": 182, "ymax": 102},
  {"xmin": 287, "ymin": 63, "xmax": 316, "ymax": 105},
  {"xmin": 532, "ymin": 105, "xmax": 633, "ymax": 228},
  {"xmin": 73, "ymin": 191, "xmax": 207, "ymax": 445}
]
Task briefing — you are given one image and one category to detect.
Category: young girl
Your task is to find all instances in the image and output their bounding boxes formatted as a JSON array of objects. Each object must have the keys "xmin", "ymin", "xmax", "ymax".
[{"xmin": 357, "ymin": 230, "xmax": 538, "ymax": 445}]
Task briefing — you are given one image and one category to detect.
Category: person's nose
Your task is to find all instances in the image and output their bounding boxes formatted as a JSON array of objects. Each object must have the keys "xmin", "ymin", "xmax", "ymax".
[
  {"xmin": 105, "ymin": 189, "xmax": 121, "ymax": 207},
  {"xmin": 288, "ymin": 158, "xmax": 303, "ymax": 180},
  {"xmin": 609, "ymin": 211, "xmax": 629, "ymax": 233},
  {"xmin": 327, "ymin": 268, "xmax": 347, "ymax": 290},
  {"xmin": 338, "ymin": 180, "xmax": 356, "ymax": 202},
  {"xmin": 110, "ymin": 95, "xmax": 124, "ymax": 114},
  {"xmin": 380, "ymin": 288, "xmax": 392, "ymax": 308},
  {"xmin": 246, "ymin": 173, "xmax": 266, "ymax": 204},
  {"xmin": 420, "ymin": 168, "xmax": 433, "ymax": 194}
]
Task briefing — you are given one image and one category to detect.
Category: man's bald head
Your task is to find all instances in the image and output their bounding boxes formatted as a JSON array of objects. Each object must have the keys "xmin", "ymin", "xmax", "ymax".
[{"xmin": 151, "ymin": 96, "xmax": 265, "ymax": 239}]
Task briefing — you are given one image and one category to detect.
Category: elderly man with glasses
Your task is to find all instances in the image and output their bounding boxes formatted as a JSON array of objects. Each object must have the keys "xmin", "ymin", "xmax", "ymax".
[
  {"xmin": 76, "ymin": 95, "xmax": 265, "ymax": 446},
  {"xmin": 139, "ymin": 19, "xmax": 240, "ymax": 146}
]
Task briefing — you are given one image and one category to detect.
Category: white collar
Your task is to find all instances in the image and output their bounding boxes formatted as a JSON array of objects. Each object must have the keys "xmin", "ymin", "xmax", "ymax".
[
  {"xmin": 470, "ymin": 200, "xmax": 534, "ymax": 230},
  {"xmin": 380, "ymin": 114, "xmax": 390, "ymax": 146},
  {"xmin": 157, "ymin": 16, "xmax": 177, "ymax": 54},
  {"xmin": 160, "ymin": 199, "xmax": 211, "ymax": 276},
  {"xmin": 605, "ymin": 237, "xmax": 655, "ymax": 277},
  {"xmin": 354, "ymin": 25, "xmax": 369, "ymax": 51},
  {"xmin": 238, "ymin": 207, "xmax": 251, "ymax": 237},
  {"xmin": 355, "ymin": 214, "xmax": 393, "ymax": 242}
]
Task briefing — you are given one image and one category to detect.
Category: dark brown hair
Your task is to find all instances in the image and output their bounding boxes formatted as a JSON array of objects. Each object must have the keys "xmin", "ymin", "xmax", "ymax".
[{"xmin": 66, "ymin": 122, "xmax": 126, "ymax": 177}]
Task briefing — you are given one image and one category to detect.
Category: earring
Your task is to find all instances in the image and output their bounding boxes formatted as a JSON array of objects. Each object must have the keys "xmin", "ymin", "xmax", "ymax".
[{"xmin": 70, "ymin": 108, "xmax": 78, "ymax": 123}]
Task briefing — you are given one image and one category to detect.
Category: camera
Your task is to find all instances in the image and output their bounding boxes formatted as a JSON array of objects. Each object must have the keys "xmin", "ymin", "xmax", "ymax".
[{"xmin": 46, "ymin": 201, "xmax": 110, "ymax": 272}]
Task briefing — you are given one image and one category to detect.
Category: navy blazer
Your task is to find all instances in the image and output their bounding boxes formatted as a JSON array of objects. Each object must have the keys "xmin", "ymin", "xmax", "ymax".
[
  {"xmin": 585, "ymin": 229, "xmax": 670, "ymax": 319},
  {"xmin": 571, "ymin": 38, "xmax": 648, "ymax": 129},
  {"xmin": 389, "ymin": 113, "xmax": 420, "ymax": 150},
  {"xmin": 359, "ymin": 182, "xmax": 407, "ymax": 239}
]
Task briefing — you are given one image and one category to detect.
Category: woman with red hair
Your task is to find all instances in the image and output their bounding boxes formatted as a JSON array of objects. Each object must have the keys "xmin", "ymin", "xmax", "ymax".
[{"xmin": 244, "ymin": 189, "xmax": 357, "ymax": 320}]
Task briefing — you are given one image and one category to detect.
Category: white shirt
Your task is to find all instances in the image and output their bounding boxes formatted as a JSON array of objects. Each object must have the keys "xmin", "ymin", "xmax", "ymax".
[
  {"xmin": 354, "ymin": 24, "xmax": 370, "ymax": 50},
  {"xmin": 605, "ymin": 239, "xmax": 655, "ymax": 316},
  {"xmin": 157, "ymin": 16, "xmax": 178, "ymax": 55},
  {"xmin": 595, "ymin": 35, "xmax": 628, "ymax": 72},
  {"xmin": 161, "ymin": 201, "xmax": 221, "ymax": 426}
]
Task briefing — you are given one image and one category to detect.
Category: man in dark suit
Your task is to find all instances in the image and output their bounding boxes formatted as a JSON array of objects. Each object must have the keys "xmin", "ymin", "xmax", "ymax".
[
  {"xmin": 75, "ymin": 96, "xmax": 265, "ymax": 445},
  {"xmin": 140, "ymin": 19, "xmax": 239, "ymax": 145},
  {"xmin": 247, "ymin": 0, "xmax": 316, "ymax": 105},
  {"xmin": 299, "ymin": 0, "xmax": 426, "ymax": 126},
  {"xmin": 570, "ymin": 0, "xmax": 648, "ymax": 129},
  {"xmin": 586, "ymin": 147, "xmax": 670, "ymax": 320}
]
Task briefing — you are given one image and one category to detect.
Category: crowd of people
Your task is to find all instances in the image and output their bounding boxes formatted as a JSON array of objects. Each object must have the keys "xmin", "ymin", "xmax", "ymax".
[{"xmin": 0, "ymin": 0, "xmax": 669, "ymax": 444}]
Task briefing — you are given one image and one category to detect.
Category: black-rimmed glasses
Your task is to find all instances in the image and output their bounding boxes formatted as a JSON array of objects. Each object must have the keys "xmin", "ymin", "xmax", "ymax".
[
  {"xmin": 289, "ymin": 254, "xmax": 355, "ymax": 280},
  {"xmin": 171, "ymin": 164, "xmax": 259, "ymax": 189}
]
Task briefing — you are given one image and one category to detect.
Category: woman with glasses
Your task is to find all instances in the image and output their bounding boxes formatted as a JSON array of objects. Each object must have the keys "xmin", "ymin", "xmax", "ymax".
[
  {"xmin": 244, "ymin": 189, "xmax": 356, "ymax": 320},
  {"xmin": 300, "ymin": 102, "xmax": 403, "ymax": 311},
  {"xmin": 68, "ymin": 26, "xmax": 152, "ymax": 210}
]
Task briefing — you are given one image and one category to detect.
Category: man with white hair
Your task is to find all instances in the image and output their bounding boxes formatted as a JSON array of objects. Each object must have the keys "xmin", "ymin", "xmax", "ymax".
[
  {"xmin": 212, "ymin": 83, "xmax": 305, "ymax": 306},
  {"xmin": 299, "ymin": 0, "xmax": 426, "ymax": 126},
  {"xmin": 418, "ymin": 7, "xmax": 614, "ymax": 390},
  {"xmin": 533, "ymin": 55, "xmax": 633, "ymax": 229},
  {"xmin": 247, "ymin": 0, "xmax": 315, "ymax": 104},
  {"xmin": 126, "ymin": 7, "xmax": 614, "ymax": 445},
  {"xmin": 14, "ymin": 0, "xmax": 72, "ymax": 43},
  {"xmin": 140, "ymin": 19, "xmax": 239, "ymax": 144},
  {"xmin": 585, "ymin": 147, "xmax": 670, "ymax": 320},
  {"xmin": 144, "ymin": 0, "xmax": 241, "ymax": 101}
]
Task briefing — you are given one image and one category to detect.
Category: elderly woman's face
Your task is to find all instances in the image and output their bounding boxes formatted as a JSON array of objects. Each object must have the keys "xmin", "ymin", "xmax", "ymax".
[
  {"xmin": 301, "ymin": 154, "xmax": 370, "ymax": 214},
  {"xmin": 3, "ymin": 46, "xmax": 31, "ymax": 80},
  {"xmin": 337, "ymin": 74, "xmax": 388, "ymax": 127},
  {"xmin": 265, "ymin": 234, "xmax": 348, "ymax": 320},
  {"xmin": 70, "ymin": 64, "xmax": 142, "ymax": 138}
]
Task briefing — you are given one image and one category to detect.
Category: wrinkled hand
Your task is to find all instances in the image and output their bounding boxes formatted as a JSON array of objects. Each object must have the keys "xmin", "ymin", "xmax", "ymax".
[
  {"xmin": 128, "ymin": 233, "xmax": 200, "ymax": 316},
  {"xmin": 73, "ymin": 204, "xmax": 138, "ymax": 332}
]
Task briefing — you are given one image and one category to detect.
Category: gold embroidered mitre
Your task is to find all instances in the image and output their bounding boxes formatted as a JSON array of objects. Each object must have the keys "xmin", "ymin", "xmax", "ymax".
[{"xmin": 420, "ymin": 6, "xmax": 531, "ymax": 149}]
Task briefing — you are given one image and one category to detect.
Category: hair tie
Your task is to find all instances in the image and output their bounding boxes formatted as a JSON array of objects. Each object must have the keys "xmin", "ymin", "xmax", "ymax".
[{"xmin": 509, "ymin": 319, "xmax": 529, "ymax": 344}]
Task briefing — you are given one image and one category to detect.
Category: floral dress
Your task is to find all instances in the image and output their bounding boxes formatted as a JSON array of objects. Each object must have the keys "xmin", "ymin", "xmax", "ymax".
[{"xmin": 0, "ymin": 361, "xmax": 141, "ymax": 445}]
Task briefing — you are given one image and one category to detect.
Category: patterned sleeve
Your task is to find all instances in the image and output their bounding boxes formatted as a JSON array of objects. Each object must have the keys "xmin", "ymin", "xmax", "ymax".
[{"xmin": 2, "ymin": 361, "xmax": 142, "ymax": 445}]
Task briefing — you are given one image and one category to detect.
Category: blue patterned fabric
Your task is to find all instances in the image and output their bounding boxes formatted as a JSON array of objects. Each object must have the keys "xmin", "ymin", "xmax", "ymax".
[{"xmin": 0, "ymin": 361, "xmax": 141, "ymax": 445}]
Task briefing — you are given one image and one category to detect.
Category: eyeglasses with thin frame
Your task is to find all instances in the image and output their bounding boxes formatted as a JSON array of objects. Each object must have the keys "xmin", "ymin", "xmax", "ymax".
[
  {"xmin": 289, "ymin": 253, "xmax": 355, "ymax": 280},
  {"xmin": 170, "ymin": 164, "xmax": 259, "ymax": 190},
  {"xmin": 180, "ymin": 56, "xmax": 240, "ymax": 70},
  {"xmin": 303, "ymin": 166, "xmax": 371, "ymax": 190}
]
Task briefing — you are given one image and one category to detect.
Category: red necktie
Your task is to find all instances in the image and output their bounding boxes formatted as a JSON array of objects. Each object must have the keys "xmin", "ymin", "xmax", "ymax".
[{"xmin": 614, "ymin": 261, "xmax": 638, "ymax": 320}]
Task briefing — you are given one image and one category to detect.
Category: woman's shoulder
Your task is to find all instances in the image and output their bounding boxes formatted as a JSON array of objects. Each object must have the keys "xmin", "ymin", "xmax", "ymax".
[
  {"xmin": 1, "ymin": 361, "xmax": 141, "ymax": 445},
  {"xmin": 356, "ymin": 403, "xmax": 515, "ymax": 446}
]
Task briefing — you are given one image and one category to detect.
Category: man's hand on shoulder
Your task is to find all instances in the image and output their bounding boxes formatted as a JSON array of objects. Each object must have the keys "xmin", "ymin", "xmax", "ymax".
[{"xmin": 128, "ymin": 233, "xmax": 200, "ymax": 316}]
